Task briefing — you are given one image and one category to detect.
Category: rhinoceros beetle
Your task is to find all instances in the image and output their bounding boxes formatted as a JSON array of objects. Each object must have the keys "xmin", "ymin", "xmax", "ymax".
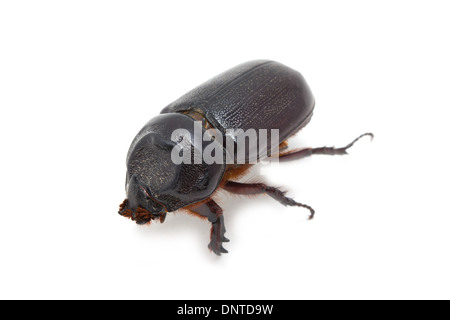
[{"xmin": 119, "ymin": 60, "xmax": 373, "ymax": 255}]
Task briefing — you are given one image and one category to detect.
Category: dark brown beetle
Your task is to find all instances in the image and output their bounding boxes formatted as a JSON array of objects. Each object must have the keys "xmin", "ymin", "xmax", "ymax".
[{"xmin": 119, "ymin": 60, "xmax": 372, "ymax": 255}]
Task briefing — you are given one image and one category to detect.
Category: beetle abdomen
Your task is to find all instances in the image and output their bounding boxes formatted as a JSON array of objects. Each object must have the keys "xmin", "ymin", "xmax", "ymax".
[{"xmin": 161, "ymin": 60, "xmax": 315, "ymax": 153}]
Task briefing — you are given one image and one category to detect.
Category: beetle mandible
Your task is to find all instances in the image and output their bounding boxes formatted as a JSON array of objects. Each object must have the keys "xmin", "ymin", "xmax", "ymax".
[{"xmin": 118, "ymin": 60, "xmax": 373, "ymax": 255}]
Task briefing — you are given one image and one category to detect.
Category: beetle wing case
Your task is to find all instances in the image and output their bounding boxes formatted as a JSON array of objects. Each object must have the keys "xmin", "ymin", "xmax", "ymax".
[
  {"xmin": 161, "ymin": 60, "xmax": 315, "ymax": 162},
  {"xmin": 126, "ymin": 113, "xmax": 226, "ymax": 212}
]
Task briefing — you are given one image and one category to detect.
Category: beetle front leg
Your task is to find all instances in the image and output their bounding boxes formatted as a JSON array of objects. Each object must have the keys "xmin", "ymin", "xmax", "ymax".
[
  {"xmin": 190, "ymin": 199, "xmax": 229, "ymax": 255},
  {"xmin": 223, "ymin": 181, "xmax": 315, "ymax": 220},
  {"xmin": 279, "ymin": 133, "xmax": 373, "ymax": 162}
]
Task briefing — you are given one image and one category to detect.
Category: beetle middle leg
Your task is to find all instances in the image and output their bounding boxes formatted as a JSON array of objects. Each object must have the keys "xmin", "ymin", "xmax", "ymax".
[
  {"xmin": 189, "ymin": 199, "xmax": 229, "ymax": 255},
  {"xmin": 223, "ymin": 181, "xmax": 315, "ymax": 220},
  {"xmin": 278, "ymin": 133, "xmax": 373, "ymax": 162}
]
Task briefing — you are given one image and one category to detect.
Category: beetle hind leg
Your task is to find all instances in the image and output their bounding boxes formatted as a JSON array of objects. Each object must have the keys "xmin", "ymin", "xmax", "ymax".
[
  {"xmin": 279, "ymin": 132, "xmax": 373, "ymax": 162},
  {"xmin": 223, "ymin": 181, "xmax": 315, "ymax": 220}
]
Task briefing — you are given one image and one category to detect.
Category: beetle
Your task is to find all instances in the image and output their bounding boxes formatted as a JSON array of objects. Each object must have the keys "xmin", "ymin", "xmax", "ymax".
[{"xmin": 118, "ymin": 60, "xmax": 372, "ymax": 255}]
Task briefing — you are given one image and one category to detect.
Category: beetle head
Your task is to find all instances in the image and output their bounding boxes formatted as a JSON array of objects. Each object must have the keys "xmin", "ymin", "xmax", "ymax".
[{"xmin": 119, "ymin": 175, "xmax": 167, "ymax": 225}]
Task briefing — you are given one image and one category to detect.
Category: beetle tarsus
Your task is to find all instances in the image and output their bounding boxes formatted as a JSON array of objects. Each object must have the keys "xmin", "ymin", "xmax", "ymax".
[
  {"xmin": 279, "ymin": 132, "xmax": 374, "ymax": 161},
  {"xmin": 223, "ymin": 181, "xmax": 315, "ymax": 220},
  {"xmin": 264, "ymin": 185, "xmax": 315, "ymax": 220},
  {"xmin": 335, "ymin": 132, "xmax": 374, "ymax": 154}
]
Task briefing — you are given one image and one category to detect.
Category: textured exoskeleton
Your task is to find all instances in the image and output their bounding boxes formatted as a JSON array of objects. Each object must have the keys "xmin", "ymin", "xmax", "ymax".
[{"xmin": 119, "ymin": 60, "xmax": 372, "ymax": 255}]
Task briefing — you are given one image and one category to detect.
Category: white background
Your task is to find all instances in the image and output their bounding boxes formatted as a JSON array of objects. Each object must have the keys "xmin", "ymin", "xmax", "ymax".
[{"xmin": 1, "ymin": 1, "xmax": 449, "ymax": 300}]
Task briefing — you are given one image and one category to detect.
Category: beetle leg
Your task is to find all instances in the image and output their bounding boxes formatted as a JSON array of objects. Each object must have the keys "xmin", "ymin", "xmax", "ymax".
[
  {"xmin": 223, "ymin": 181, "xmax": 315, "ymax": 220},
  {"xmin": 190, "ymin": 199, "xmax": 229, "ymax": 255},
  {"xmin": 279, "ymin": 133, "xmax": 373, "ymax": 162}
]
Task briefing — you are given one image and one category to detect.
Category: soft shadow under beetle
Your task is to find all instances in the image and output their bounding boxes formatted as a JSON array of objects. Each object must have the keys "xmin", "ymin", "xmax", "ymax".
[{"xmin": 119, "ymin": 60, "xmax": 373, "ymax": 255}]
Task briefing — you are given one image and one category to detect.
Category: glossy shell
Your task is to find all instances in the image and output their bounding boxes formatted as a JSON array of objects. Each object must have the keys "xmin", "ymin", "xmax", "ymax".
[{"xmin": 161, "ymin": 60, "xmax": 315, "ymax": 161}]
